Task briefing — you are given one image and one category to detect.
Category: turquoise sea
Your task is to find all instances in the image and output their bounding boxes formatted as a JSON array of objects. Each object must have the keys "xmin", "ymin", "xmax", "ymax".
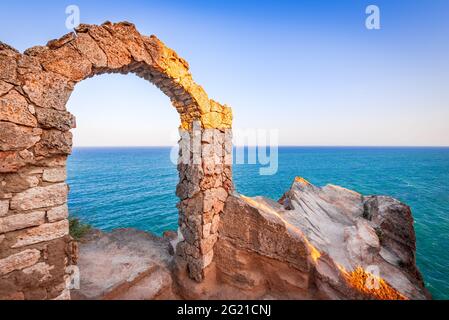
[{"xmin": 67, "ymin": 147, "xmax": 449, "ymax": 299}]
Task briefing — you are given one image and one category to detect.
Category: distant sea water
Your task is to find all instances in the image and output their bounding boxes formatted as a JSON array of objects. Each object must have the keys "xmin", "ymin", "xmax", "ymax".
[{"xmin": 67, "ymin": 147, "xmax": 449, "ymax": 299}]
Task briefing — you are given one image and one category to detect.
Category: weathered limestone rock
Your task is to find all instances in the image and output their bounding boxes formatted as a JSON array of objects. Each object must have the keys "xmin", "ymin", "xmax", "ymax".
[
  {"xmin": 0, "ymin": 249, "xmax": 40, "ymax": 276},
  {"xmin": 0, "ymin": 21, "xmax": 235, "ymax": 297},
  {"xmin": 10, "ymin": 183, "xmax": 68, "ymax": 211},
  {"xmin": 1, "ymin": 173, "xmax": 40, "ymax": 193},
  {"xmin": 71, "ymin": 229, "xmax": 176, "ymax": 300},
  {"xmin": 0, "ymin": 122, "xmax": 41, "ymax": 151},
  {"xmin": 21, "ymin": 71, "xmax": 74, "ymax": 111},
  {"xmin": 199, "ymin": 233, "xmax": 218, "ymax": 254},
  {"xmin": 46, "ymin": 204, "xmax": 68, "ymax": 222},
  {"xmin": 22, "ymin": 262, "xmax": 54, "ymax": 282},
  {"xmin": 0, "ymin": 200, "xmax": 9, "ymax": 217},
  {"xmin": 47, "ymin": 33, "xmax": 76, "ymax": 49},
  {"xmin": 0, "ymin": 151, "xmax": 29, "ymax": 173},
  {"xmin": 0, "ymin": 52, "xmax": 18, "ymax": 84},
  {"xmin": 0, "ymin": 80, "xmax": 14, "ymax": 96},
  {"xmin": 35, "ymin": 107, "xmax": 76, "ymax": 131},
  {"xmin": 202, "ymin": 223, "xmax": 211, "ymax": 238},
  {"xmin": 215, "ymin": 178, "xmax": 430, "ymax": 300},
  {"xmin": 36, "ymin": 155, "xmax": 66, "ymax": 168},
  {"xmin": 59, "ymin": 179, "xmax": 428, "ymax": 301},
  {"xmin": 17, "ymin": 54, "xmax": 43, "ymax": 76},
  {"xmin": 0, "ymin": 211, "xmax": 46, "ymax": 233},
  {"xmin": 201, "ymin": 112, "xmax": 222, "ymax": 129},
  {"xmin": 42, "ymin": 167, "xmax": 66, "ymax": 183},
  {"xmin": 12, "ymin": 219, "xmax": 69, "ymax": 248},
  {"xmin": 34, "ymin": 130, "xmax": 72, "ymax": 156},
  {"xmin": 37, "ymin": 44, "xmax": 93, "ymax": 82},
  {"xmin": 210, "ymin": 214, "xmax": 220, "ymax": 234},
  {"xmin": 203, "ymin": 188, "xmax": 227, "ymax": 213},
  {"xmin": 72, "ymin": 32, "xmax": 107, "ymax": 68},
  {"xmin": 102, "ymin": 22, "xmax": 153, "ymax": 66},
  {"xmin": 86, "ymin": 24, "xmax": 132, "ymax": 70},
  {"xmin": 1, "ymin": 292, "xmax": 25, "ymax": 300},
  {"xmin": 0, "ymin": 90, "xmax": 37, "ymax": 127}
]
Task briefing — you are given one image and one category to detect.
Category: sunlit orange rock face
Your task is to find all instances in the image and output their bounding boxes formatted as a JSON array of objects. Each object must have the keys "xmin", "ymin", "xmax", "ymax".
[{"xmin": 341, "ymin": 266, "xmax": 406, "ymax": 300}]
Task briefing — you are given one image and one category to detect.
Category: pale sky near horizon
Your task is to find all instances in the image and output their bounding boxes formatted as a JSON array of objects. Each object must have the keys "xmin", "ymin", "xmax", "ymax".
[{"xmin": 1, "ymin": 0, "xmax": 448, "ymax": 146}]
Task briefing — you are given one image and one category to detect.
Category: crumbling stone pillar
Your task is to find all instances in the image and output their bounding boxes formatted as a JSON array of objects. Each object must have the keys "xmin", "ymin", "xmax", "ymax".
[
  {"xmin": 176, "ymin": 121, "xmax": 233, "ymax": 281},
  {"xmin": 0, "ymin": 21, "xmax": 233, "ymax": 299}
]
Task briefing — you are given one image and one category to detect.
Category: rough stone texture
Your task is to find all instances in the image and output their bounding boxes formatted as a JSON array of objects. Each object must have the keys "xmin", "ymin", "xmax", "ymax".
[
  {"xmin": 0, "ymin": 150, "xmax": 34, "ymax": 173},
  {"xmin": 12, "ymin": 220, "xmax": 69, "ymax": 248},
  {"xmin": 0, "ymin": 235, "xmax": 73, "ymax": 300},
  {"xmin": 21, "ymin": 71, "xmax": 74, "ymax": 111},
  {"xmin": 1, "ymin": 172, "xmax": 40, "ymax": 193},
  {"xmin": 42, "ymin": 167, "xmax": 66, "ymax": 183},
  {"xmin": 10, "ymin": 183, "xmax": 68, "ymax": 211},
  {"xmin": 0, "ymin": 50, "xmax": 18, "ymax": 84},
  {"xmin": 22, "ymin": 262, "xmax": 54, "ymax": 282},
  {"xmin": 0, "ymin": 211, "xmax": 46, "ymax": 233},
  {"xmin": 34, "ymin": 130, "xmax": 73, "ymax": 156},
  {"xmin": 0, "ymin": 249, "xmax": 40, "ymax": 276},
  {"xmin": 0, "ymin": 200, "xmax": 8, "ymax": 217},
  {"xmin": 72, "ymin": 33, "xmax": 107, "ymax": 68},
  {"xmin": 214, "ymin": 179, "xmax": 430, "ymax": 300},
  {"xmin": 46, "ymin": 204, "xmax": 68, "ymax": 222},
  {"xmin": 71, "ymin": 229, "xmax": 177, "ymax": 300},
  {"xmin": 0, "ymin": 90, "xmax": 37, "ymax": 127},
  {"xmin": 0, "ymin": 122, "xmax": 41, "ymax": 151},
  {"xmin": 0, "ymin": 22, "xmax": 233, "ymax": 298},
  {"xmin": 35, "ymin": 108, "xmax": 76, "ymax": 131},
  {"xmin": 0, "ymin": 81, "xmax": 14, "ymax": 96}
]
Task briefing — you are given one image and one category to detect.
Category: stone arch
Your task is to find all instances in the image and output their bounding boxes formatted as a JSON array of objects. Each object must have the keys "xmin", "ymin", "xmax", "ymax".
[{"xmin": 0, "ymin": 21, "xmax": 233, "ymax": 299}]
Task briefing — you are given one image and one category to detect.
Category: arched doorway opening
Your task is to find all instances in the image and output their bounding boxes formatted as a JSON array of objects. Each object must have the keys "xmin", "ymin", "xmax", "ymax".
[
  {"xmin": 66, "ymin": 73, "xmax": 181, "ymax": 299},
  {"xmin": 66, "ymin": 73, "xmax": 180, "ymax": 235}
]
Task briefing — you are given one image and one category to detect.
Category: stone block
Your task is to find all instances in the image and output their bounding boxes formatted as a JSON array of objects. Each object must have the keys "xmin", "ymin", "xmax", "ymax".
[
  {"xmin": 201, "ymin": 112, "xmax": 222, "ymax": 129},
  {"xmin": 0, "ymin": 211, "xmax": 46, "ymax": 233},
  {"xmin": 0, "ymin": 90, "xmax": 37, "ymax": 127},
  {"xmin": 38, "ymin": 43, "xmax": 92, "ymax": 82},
  {"xmin": 0, "ymin": 249, "xmax": 40, "ymax": 276},
  {"xmin": 87, "ymin": 25, "xmax": 132, "ymax": 69},
  {"xmin": 73, "ymin": 32, "xmax": 107, "ymax": 68},
  {"xmin": 1, "ymin": 173, "xmax": 39, "ymax": 193},
  {"xmin": 22, "ymin": 71, "xmax": 74, "ymax": 111},
  {"xmin": 12, "ymin": 220, "xmax": 69, "ymax": 248},
  {"xmin": 199, "ymin": 233, "xmax": 218, "ymax": 254},
  {"xmin": 34, "ymin": 130, "xmax": 72, "ymax": 156},
  {"xmin": 202, "ymin": 223, "xmax": 211, "ymax": 239},
  {"xmin": 22, "ymin": 262, "xmax": 54, "ymax": 282},
  {"xmin": 35, "ymin": 107, "xmax": 76, "ymax": 131},
  {"xmin": 0, "ymin": 200, "xmax": 8, "ymax": 217},
  {"xmin": 10, "ymin": 183, "xmax": 68, "ymax": 211},
  {"xmin": 43, "ymin": 167, "xmax": 66, "ymax": 183},
  {"xmin": 46, "ymin": 204, "xmax": 69, "ymax": 222},
  {"xmin": 0, "ymin": 122, "xmax": 41, "ymax": 151},
  {"xmin": 211, "ymin": 214, "xmax": 220, "ymax": 234},
  {"xmin": 0, "ymin": 80, "xmax": 13, "ymax": 96}
]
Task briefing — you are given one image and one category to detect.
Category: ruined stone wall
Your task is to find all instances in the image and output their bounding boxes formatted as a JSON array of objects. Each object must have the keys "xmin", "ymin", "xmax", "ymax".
[
  {"xmin": 176, "ymin": 122, "xmax": 233, "ymax": 281},
  {"xmin": 0, "ymin": 22, "xmax": 233, "ymax": 299}
]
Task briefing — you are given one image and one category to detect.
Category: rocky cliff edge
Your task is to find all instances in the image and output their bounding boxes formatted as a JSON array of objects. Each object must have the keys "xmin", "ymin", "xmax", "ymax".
[{"xmin": 73, "ymin": 177, "xmax": 430, "ymax": 300}]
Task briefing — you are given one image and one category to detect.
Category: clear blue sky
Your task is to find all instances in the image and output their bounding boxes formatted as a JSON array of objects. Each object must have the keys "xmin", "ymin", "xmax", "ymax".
[{"xmin": 1, "ymin": 0, "xmax": 448, "ymax": 146}]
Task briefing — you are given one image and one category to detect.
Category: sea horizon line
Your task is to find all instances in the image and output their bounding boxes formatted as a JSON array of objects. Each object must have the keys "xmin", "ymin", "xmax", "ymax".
[{"xmin": 71, "ymin": 145, "xmax": 449, "ymax": 148}]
